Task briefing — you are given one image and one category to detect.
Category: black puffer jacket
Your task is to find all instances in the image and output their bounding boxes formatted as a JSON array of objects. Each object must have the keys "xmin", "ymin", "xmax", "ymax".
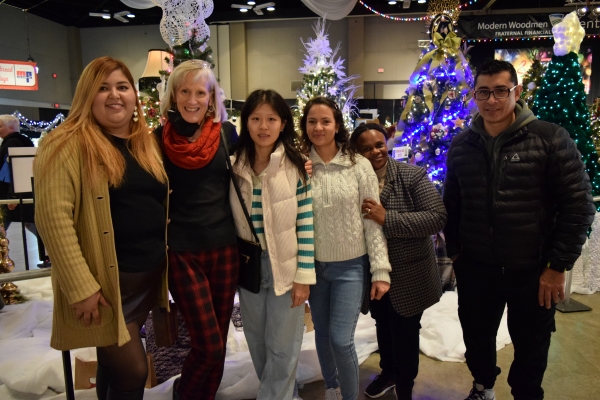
[{"xmin": 443, "ymin": 101, "xmax": 595, "ymax": 271}]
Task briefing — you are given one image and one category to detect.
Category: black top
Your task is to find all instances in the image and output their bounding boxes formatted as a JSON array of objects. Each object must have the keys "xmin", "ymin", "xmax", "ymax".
[
  {"xmin": 155, "ymin": 126, "xmax": 237, "ymax": 251},
  {"xmin": 109, "ymin": 137, "xmax": 167, "ymax": 272}
]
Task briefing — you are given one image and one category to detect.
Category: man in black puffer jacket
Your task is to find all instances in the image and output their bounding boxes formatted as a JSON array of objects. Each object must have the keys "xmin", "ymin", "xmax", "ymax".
[{"xmin": 443, "ymin": 60, "xmax": 595, "ymax": 400}]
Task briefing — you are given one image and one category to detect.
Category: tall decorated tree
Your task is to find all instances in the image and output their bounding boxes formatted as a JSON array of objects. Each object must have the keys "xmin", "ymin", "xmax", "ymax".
[
  {"xmin": 532, "ymin": 12, "xmax": 600, "ymax": 206},
  {"xmin": 294, "ymin": 19, "xmax": 359, "ymax": 132},
  {"xmin": 396, "ymin": 0, "xmax": 474, "ymax": 190},
  {"xmin": 587, "ymin": 98, "xmax": 600, "ymax": 155},
  {"xmin": 521, "ymin": 58, "xmax": 547, "ymax": 107}
]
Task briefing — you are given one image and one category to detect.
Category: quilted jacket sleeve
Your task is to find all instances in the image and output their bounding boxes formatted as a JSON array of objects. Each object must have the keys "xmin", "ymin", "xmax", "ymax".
[
  {"xmin": 544, "ymin": 126, "xmax": 596, "ymax": 271},
  {"xmin": 442, "ymin": 138, "xmax": 463, "ymax": 258}
]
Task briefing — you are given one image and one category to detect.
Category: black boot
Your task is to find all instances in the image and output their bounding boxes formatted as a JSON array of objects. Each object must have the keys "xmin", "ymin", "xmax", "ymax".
[
  {"xmin": 107, "ymin": 387, "xmax": 144, "ymax": 400},
  {"xmin": 172, "ymin": 377, "xmax": 181, "ymax": 400},
  {"xmin": 95, "ymin": 364, "xmax": 112, "ymax": 400}
]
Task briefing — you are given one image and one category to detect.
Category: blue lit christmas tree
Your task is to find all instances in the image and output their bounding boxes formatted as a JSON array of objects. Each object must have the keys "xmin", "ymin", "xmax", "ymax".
[
  {"xmin": 397, "ymin": 2, "xmax": 473, "ymax": 190},
  {"xmin": 532, "ymin": 12, "xmax": 600, "ymax": 208}
]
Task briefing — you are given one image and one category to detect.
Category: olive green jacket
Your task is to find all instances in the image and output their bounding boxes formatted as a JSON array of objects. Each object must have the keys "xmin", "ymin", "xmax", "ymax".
[{"xmin": 34, "ymin": 134, "xmax": 169, "ymax": 351}]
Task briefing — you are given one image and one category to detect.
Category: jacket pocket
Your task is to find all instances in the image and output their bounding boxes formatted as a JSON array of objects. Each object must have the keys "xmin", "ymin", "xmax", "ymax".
[{"xmin": 60, "ymin": 278, "xmax": 114, "ymax": 330}]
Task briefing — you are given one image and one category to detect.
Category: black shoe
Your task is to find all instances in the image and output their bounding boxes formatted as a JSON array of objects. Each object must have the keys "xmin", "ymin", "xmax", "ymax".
[
  {"xmin": 365, "ymin": 374, "xmax": 396, "ymax": 398},
  {"xmin": 172, "ymin": 377, "xmax": 180, "ymax": 400}
]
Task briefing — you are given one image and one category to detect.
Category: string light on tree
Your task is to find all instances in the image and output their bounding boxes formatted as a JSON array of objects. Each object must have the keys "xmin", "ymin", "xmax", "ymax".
[
  {"xmin": 396, "ymin": 0, "xmax": 474, "ymax": 190},
  {"xmin": 520, "ymin": 50, "xmax": 547, "ymax": 108},
  {"xmin": 532, "ymin": 11, "xmax": 600, "ymax": 208},
  {"xmin": 294, "ymin": 19, "xmax": 359, "ymax": 133}
]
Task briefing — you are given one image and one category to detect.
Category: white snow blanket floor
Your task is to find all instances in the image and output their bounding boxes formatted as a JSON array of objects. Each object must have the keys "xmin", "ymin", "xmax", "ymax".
[{"xmin": 0, "ymin": 277, "xmax": 511, "ymax": 400}]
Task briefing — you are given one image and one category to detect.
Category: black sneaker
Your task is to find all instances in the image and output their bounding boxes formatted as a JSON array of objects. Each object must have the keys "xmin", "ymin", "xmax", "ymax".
[
  {"xmin": 464, "ymin": 381, "xmax": 495, "ymax": 400},
  {"xmin": 365, "ymin": 374, "xmax": 396, "ymax": 398}
]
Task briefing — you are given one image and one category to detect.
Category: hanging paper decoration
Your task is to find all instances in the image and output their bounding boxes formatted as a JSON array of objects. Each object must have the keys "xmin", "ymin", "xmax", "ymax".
[{"xmin": 151, "ymin": 0, "xmax": 213, "ymax": 46}]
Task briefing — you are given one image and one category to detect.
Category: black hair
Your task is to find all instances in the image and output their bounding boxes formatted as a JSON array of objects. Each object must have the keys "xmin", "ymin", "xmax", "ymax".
[
  {"xmin": 474, "ymin": 59, "xmax": 518, "ymax": 87},
  {"xmin": 349, "ymin": 123, "xmax": 388, "ymax": 149},
  {"xmin": 235, "ymin": 89, "xmax": 307, "ymax": 183},
  {"xmin": 299, "ymin": 96, "xmax": 355, "ymax": 163}
]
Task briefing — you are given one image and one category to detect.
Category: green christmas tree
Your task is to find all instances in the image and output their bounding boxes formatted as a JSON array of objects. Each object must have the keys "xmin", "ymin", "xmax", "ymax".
[
  {"xmin": 294, "ymin": 19, "xmax": 358, "ymax": 133},
  {"xmin": 588, "ymin": 98, "xmax": 600, "ymax": 155},
  {"xmin": 532, "ymin": 52, "xmax": 600, "ymax": 207},
  {"xmin": 140, "ymin": 30, "xmax": 215, "ymax": 130},
  {"xmin": 521, "ymin": 59, "xmax": 547, "ymax": 108}
]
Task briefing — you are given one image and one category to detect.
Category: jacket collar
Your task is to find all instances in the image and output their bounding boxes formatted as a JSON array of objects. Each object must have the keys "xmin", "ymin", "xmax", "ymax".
[
  {"xmin": 232, "ymin": 142, "xmax": 286, "ymax": 178},
  {"xmin": 309, "ymin": 144, "xmax": 353, "ymax": 167}
]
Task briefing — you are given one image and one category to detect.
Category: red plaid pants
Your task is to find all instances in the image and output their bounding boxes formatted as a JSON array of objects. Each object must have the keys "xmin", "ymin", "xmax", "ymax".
[{"xmin": 168, "ymin": 244, "xmax": 239, "ymax": 400}]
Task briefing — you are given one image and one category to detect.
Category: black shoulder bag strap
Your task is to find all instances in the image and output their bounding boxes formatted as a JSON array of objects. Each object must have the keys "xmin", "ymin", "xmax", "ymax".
[{"xmin": 220, "ymin": 128, "xmax": 260, "ymax": 244}]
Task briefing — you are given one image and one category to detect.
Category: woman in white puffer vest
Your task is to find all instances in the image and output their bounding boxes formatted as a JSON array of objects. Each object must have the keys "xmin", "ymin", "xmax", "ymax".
[{"xmin": 229, "ymin": 89, "xmax": 315, "ymax": 400}]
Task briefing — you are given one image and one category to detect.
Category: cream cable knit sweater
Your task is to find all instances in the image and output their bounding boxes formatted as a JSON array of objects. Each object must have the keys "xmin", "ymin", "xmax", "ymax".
[{"xmin": 309, "ymin": 147, "xmax": 391, "ymax": 283}]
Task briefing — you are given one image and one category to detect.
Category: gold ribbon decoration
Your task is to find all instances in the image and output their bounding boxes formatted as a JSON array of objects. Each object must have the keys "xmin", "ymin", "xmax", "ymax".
[{"xmin": 401, "ymin": 29, "xmax": 471, "ymax": 123}]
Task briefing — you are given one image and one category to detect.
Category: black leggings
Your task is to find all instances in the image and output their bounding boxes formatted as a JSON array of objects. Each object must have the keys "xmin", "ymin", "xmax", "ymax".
[{"xmin": 95, "ymin": 314, "xmax": 148, "ymax": 400}]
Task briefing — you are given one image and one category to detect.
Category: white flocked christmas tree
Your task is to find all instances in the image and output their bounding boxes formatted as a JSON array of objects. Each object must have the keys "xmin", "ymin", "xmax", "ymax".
[{"xmin": 294, "ymin": 19, "xmax": 359, "ymax": 131}]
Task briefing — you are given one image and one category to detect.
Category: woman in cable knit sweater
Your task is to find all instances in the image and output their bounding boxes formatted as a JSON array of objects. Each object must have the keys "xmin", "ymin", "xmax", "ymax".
[
  {"xmin": 300, "ymin": 97, "xmax": 392, "ymax": 400},
  {"xmin": 34, "ymin": 57, "xmax": 169, "ymax": 400},
  {"xmin": 230, "ymin": 89, "xmax": 315, "ymax": 399}
]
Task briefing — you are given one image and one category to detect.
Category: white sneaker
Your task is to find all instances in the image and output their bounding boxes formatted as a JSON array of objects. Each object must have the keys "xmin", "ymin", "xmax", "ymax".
[
  {"xmin": 465, "ymin": 382, "xmax": 495, "ymax": 400},
  {"xmin": 325, "ymin": 387, "xmax": 342, "ymax": 400}
]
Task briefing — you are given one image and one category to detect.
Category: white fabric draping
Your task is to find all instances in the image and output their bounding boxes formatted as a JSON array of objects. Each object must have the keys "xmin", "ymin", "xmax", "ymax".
[
  {"xmin": 120, "ymin": 0, "xmax": 156, "ymax": 9},
  {"xmin": 301, "ymin": 0, "xmax": 358, "ymax": 20},
  {"xmin": 572, "ymin": 211, "xmax": 600, "ymax": 294}
]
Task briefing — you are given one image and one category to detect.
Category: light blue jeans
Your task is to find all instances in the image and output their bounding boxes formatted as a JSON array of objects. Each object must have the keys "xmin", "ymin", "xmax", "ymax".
[
  {"xmin": 309, "ymin": 255, "xmax": 367, "ymax": 400},
  {"xmin": 239, "ymin": 251, "xmax": 305, "ymax": 400}
]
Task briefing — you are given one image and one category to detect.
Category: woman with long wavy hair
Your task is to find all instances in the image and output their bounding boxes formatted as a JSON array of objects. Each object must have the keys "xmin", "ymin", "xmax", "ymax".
[
  {"xmin": 300, "ymin": 97, "xmax": 391, "ymax": 400},
  {"xmin": 34, "ymin": 56, "xmax": 169, "ymax": 400}
]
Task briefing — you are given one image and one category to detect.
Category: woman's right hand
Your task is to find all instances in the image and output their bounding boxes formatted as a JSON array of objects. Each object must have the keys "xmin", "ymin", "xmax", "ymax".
[{"xmin": 71, "ymin": 290, "xmax": 110, "ymax": 327}]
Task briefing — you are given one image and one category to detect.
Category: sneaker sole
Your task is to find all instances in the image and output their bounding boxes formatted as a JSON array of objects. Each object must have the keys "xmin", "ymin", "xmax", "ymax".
[{"xmin": 364, "ymin": 385, "xmax": 396, "ymax": 399}]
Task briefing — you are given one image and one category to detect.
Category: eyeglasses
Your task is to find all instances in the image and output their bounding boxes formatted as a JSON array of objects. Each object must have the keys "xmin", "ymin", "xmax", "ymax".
[{"xmin": 473, "ymin": 86, "xmax": 517, "ymax": 101}]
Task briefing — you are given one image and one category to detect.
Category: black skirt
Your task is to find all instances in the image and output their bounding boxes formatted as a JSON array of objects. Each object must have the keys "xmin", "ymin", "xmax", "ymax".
[{"xmin": 119, "ymin": 261, "xmax": 165, "ymax": 323}]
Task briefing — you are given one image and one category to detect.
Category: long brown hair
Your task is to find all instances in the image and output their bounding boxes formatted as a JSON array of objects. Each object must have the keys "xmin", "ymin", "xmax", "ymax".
[
  {"xmin": 300, "ymin": 96, "xmax": 355, "ymax": 163},
  {"xmin": 38, "ymin": 56, "xmax": 167, "ymax": 188}
]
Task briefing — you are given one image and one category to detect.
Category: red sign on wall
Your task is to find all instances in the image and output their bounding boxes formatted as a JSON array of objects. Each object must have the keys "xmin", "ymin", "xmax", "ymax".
[{"xmin": 0, "ymin": 60, "xmax": 38, "ymax": 91}]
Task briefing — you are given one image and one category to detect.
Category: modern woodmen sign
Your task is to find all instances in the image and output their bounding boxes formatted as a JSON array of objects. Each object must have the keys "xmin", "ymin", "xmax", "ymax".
[
  {"xmin": 0, "ymin": 60, "xmax": 38, "ymax": 91},
  {"xmin": 457, "ymin": 14, "xmax": 600, "ymax": 39}
]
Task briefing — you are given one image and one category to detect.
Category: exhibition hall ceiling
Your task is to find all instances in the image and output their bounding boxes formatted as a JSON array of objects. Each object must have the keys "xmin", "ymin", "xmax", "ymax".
[{"xmin": 0, "ymin": 0, "xmax": 578, "ymax": 28}]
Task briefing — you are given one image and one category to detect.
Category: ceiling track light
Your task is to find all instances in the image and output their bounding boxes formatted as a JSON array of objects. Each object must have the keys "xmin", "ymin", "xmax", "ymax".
[{"xmin": 231, "ymin": 1, "xmax": 275, "ymax": 15}]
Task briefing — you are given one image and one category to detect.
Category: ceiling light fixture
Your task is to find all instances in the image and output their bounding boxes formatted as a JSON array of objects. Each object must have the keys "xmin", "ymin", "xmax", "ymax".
[
  {"xmin": 232, "ymin": 2, "xmax": 275, "ymax": 15},
  {"xmin": 388, "ymin": 1, "xmax": 397, "ymax": 4},
  {"xmin": 418, "ymin": 0, "xmax": 426, "ymax": 3},
  {"xmin": 113, "ymin": 11, "xmax": 131, "ymax": 23},
  {"xmin": 127, "ymin": 13, "xmax": 135, "ymax": 18},
  {"xmin": 89, "ymin": 12, "xmax": 111, "ymax": 19}
]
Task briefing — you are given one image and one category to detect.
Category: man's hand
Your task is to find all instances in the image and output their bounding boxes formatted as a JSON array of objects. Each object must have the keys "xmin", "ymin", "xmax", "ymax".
[
  {"xmin": 7, "ymin": 203, "xmax": 16, "ymax": 211},
  {"xmin": 291, "ymin": 283, "xmax": 309, "ymax": 308},
  {"xmin": 71, "ymin": 290, "xmax": 110, "ymax": 327},
  {"xmin": 370, "ymin": 281, "xmax": 390, "ymax": 300},
  {"xmin": 538, "ymin": 268, "xmax": 565, "ymax": 309},
  {"xmin": 362, "ymin": 198, "xmax": 386, "ymax": 226}
]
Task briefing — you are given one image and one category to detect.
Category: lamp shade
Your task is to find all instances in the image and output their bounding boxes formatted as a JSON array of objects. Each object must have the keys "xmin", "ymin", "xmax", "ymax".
[{"xmin": 141, "ymin": 50, "xmax": 171, "ymax": 78}]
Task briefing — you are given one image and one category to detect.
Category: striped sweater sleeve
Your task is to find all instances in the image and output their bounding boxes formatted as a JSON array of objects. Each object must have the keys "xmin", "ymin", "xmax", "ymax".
[{"xmin": 294, "ymin": 177, "xmax": 316, "ymax": 285}]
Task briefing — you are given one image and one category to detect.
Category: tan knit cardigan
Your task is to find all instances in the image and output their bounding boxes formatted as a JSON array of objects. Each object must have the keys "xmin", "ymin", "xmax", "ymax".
[{"xmin": 34, "ymin": 134, "xmax": 169, "ymax": 351}]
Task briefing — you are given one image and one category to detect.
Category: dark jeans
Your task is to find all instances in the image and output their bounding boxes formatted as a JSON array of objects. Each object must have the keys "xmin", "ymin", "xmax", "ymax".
[
  {"xmin": 453, "ymin": 255, "xmax": 556, "ymax": 400},
  {"xmin": 370, "ymin": 293, "xmax": 423, "ymax": 399}
]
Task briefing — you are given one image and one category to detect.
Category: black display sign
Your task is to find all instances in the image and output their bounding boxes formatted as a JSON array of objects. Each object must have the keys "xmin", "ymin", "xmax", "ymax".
[{"xmin": 457, "ymin": 14, "xmax": 600, "ymax": 39}]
